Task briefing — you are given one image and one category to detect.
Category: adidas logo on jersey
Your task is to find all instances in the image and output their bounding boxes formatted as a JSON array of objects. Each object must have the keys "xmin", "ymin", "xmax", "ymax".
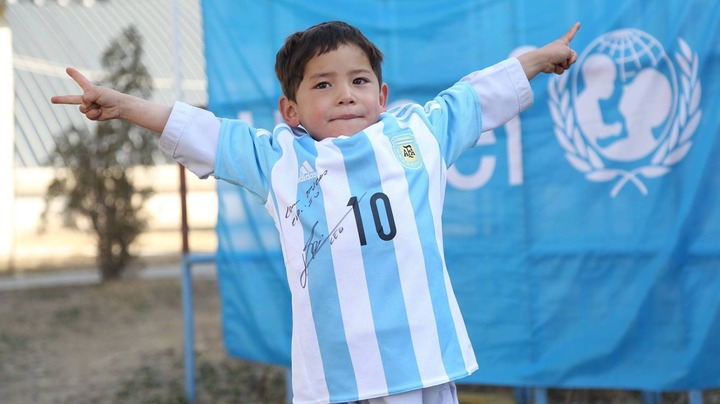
[{"xmin": 298, "ymin": 161, "xmax": 318, "ymax": 182}]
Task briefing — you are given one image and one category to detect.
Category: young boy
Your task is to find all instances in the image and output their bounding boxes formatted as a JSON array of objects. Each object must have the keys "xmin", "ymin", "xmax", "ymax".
[{"xmin": 53, "ymin": 20, "xmax": 580, "ymax": 404}]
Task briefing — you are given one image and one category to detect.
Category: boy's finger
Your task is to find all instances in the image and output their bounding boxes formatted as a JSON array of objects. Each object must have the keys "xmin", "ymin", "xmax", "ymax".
[
  {"xmin": 65, "ymin": 67, "xmax": 94, "ymax": 91},
  {"xmin": 561, "ymin": 22, "xmax": 581, "ymax": 44},
  {"xmin": 569, "ymin": 50, "xmax": 578, "ymax": 65},
  {"xmin": 50, "ymin": 95, "xmax": 83, "ymax": 105}
]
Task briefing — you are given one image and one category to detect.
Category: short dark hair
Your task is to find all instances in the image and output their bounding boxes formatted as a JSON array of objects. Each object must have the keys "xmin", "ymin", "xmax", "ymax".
[{"xmin": 275, "ymin": 21, "xmax": 384, "ymax": 101}]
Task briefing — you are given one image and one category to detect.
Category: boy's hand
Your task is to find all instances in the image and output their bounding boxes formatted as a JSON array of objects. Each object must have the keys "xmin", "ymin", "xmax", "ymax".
[
  {"xmin": 518, "ymin": 22, "xmax": 581, "ymax": 80},
  {"xmin": 51, "ymin": 67, "xmax": 171, "ymax": 133},
  {"xmin": 51, "ymin": 67, "xmax": 123, "ymax": 121}
]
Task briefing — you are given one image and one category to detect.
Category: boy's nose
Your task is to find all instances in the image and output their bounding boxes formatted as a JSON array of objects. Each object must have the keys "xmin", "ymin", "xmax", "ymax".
[{"xmin": 336, "ymin": 84, "xmax": 355, "ymax": 104}]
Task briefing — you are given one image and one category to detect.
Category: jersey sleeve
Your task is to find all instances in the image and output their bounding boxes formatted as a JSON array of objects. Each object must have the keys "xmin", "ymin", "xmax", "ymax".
[
  {"xmin": 159, "ymin": 101, "xmax": 221, "ymax": 179},
  {"xmin": 424, "ymin": 57, "xmax": 533, "ymax": 166},
  {"xmin": 461, "ymin": 57, "xmax": 534, "ymax": 131},
  {"xmin": 214, "ymin": 120, "xmax": 279, "ymax": 204},
  {"xmin": 159, "ymin": 101, "xmax": 277, "ymax": 204}
]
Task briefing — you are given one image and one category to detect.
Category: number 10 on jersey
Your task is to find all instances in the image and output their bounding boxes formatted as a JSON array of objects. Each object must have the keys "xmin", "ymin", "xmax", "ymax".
[{"xmin": 347, "ymin": 193, "xmax": 397, "ymax": 246}]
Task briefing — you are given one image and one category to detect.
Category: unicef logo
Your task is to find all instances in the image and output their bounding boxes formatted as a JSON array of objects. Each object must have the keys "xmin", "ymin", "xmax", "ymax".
[{"xmin": 548, "ymin": 29, "xmax": 702, "ymax": 197}]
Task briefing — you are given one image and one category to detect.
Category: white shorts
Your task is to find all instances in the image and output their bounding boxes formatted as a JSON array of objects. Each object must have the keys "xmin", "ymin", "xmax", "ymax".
[{"xmin": 348, "ymin": 381, "xmax": 458, "ymax": 404}]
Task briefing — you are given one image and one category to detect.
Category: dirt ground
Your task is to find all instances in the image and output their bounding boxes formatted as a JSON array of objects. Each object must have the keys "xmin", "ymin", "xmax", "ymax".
[
  {"xmin": 0, "ymin": 275, "xmax": 287, "ymax": 404},
  {"xmin": 0, "ymin": 272, "xmax": 718, "ymax": 404}
]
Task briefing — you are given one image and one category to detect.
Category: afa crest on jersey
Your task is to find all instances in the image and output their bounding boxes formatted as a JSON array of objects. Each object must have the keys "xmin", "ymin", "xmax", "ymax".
[{"xmin": 391, "ymin": 133, "xmax": 422, "ymax": 170}]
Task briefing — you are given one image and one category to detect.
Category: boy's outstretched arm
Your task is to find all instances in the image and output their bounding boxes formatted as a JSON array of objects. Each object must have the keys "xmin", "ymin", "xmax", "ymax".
[
  {"xmin": 517, "ymin": 22, "xmax": 581, "ymax": 80},
  {"xmin": 51, "ymin": 67, "xmax": 172, "ymax": 134}
]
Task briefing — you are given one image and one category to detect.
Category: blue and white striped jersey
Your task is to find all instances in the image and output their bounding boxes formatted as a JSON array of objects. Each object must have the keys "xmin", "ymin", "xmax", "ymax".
[{"xmin": 160, "ymin": 58, "xmax": 532, "ymax": 404}]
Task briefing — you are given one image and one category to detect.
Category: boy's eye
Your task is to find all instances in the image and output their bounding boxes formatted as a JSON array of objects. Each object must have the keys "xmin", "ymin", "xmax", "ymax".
[
  {"xmin": 353, "ymin": 78, "xmax": 369, "ymax": 85},
  {"xmin": 314, "ymin": 82, "xmax": 330, "ymax": 89}
]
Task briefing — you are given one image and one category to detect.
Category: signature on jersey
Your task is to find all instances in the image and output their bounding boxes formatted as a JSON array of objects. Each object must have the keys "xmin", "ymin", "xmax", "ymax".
[
  {"xmin": 299, "ymin": 194, "xmax": 365, "ymax": 288},
  {"xmin": 285, "ymin": 169, "xmax": 329, "ymax": 226}
]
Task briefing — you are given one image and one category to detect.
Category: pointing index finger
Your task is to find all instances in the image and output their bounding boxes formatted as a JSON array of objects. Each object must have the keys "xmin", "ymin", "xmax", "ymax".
[
  {"xmin": 50, "ymin": 94, "xmax": 83, "ymax": 105},
  {"xmin": 561, "ymin": 22, "xmax": 581, "ymax": 44}
]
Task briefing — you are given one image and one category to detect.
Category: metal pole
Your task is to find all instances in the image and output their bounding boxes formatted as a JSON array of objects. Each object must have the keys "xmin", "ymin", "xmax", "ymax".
[
  {"xmin": 642, "ymin": 391, "xmax": 662, "ymax": 404},
  {"xmin": 689, "ymin": 390, "xmax": 703, "ymax": 404},
  {"xmin": 181, "ymin": 255, "xmax": 196, "ymax": 402},
  {"xmin": 514, "ymin": 387, "xmax": 531, "ymax": 404},
  {"xmin": 286, "ymin": 367, "xmax": 293, "ymax": 404},
  {"xmin": 168, "ymin": 0, "xmax": 194, "ymax": 402},
  {"xmin": 180, "ymin": 167, "xmax": 189, "ymax": 254},
  {"xmin": 534, "ymin": 388, "xmax": 548, "ymax": 404},
  {"xmin": 170, "ymin": 0, "xmax": 189, "ymax": 255}
]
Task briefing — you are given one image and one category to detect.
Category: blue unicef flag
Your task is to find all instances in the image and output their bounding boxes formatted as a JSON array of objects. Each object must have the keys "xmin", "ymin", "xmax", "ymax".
[{"xmin": 203, "ymin": 0, "xmax": 720, "ymax": 389}]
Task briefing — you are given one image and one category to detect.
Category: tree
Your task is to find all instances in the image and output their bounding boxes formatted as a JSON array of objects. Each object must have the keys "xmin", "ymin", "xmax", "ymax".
[{"xmin": 44, "ymin": 25, "xmax": 164, "ymax": 281}]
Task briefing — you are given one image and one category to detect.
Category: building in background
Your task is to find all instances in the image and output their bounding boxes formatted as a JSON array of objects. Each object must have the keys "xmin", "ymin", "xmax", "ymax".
[{"xmin": 2, "ymin": 0, "xmax": 216, "ymax": 272}]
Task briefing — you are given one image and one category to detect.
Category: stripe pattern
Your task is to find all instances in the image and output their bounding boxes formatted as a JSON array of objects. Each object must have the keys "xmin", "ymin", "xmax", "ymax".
[{"xmin": 216, "ymin": 82, "xmax": 483, "ymax": 403}]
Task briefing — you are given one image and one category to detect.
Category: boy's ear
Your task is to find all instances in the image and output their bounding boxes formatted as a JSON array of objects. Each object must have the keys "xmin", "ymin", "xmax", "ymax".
[
  {"xmin": 379, "ymin": 83, "xmax": 389, "ymax": 108},
  {"xmin": 279, "ymin": 96, "xmax": 300, "ymax": 127}
]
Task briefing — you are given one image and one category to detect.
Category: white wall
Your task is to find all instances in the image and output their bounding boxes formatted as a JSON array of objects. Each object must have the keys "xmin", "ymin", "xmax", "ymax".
[
  {"xmin": 9, "ymin": 164, "xmax": 218, "ymax": 272},
  {"xmin": 0, "ymin": 13, "xmax": 15, "ymax": 272}
]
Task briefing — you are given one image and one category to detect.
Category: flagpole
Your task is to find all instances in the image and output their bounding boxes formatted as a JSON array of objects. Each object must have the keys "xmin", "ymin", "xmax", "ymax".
[{"xmin": 169, "ymin": 1, "xmax": 196, "ymax": 403}]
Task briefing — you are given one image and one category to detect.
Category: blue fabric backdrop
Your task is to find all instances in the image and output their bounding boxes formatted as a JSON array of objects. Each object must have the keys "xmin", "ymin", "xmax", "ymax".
[{"xmin": 203, "ymin": 0, "xmax": 720, "ymax": 389}]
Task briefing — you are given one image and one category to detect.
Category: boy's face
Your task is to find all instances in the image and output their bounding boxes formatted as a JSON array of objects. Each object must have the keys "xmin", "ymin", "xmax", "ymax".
[{"xmin": 279, "ymin": 44, "xmax": 389, "ymax": 140}]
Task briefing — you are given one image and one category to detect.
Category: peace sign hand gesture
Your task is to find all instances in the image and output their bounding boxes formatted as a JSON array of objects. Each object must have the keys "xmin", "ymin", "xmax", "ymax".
[
  {"xmin": 51, "ymin": 67, "xmax": 171, "ymax": 133},
  {"xmin": 51, "ymin": 67, "xmax": 124, "ymax": 121}
]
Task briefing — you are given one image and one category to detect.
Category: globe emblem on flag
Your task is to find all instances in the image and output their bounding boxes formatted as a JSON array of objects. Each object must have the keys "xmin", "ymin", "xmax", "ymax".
[
  {"xmin": 548, "ymin": 29, "xmax": 702, "ymax": 197},
  {"xmin": 573, "ymin": 30, "xmax": 677, "ymax": 161}
]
